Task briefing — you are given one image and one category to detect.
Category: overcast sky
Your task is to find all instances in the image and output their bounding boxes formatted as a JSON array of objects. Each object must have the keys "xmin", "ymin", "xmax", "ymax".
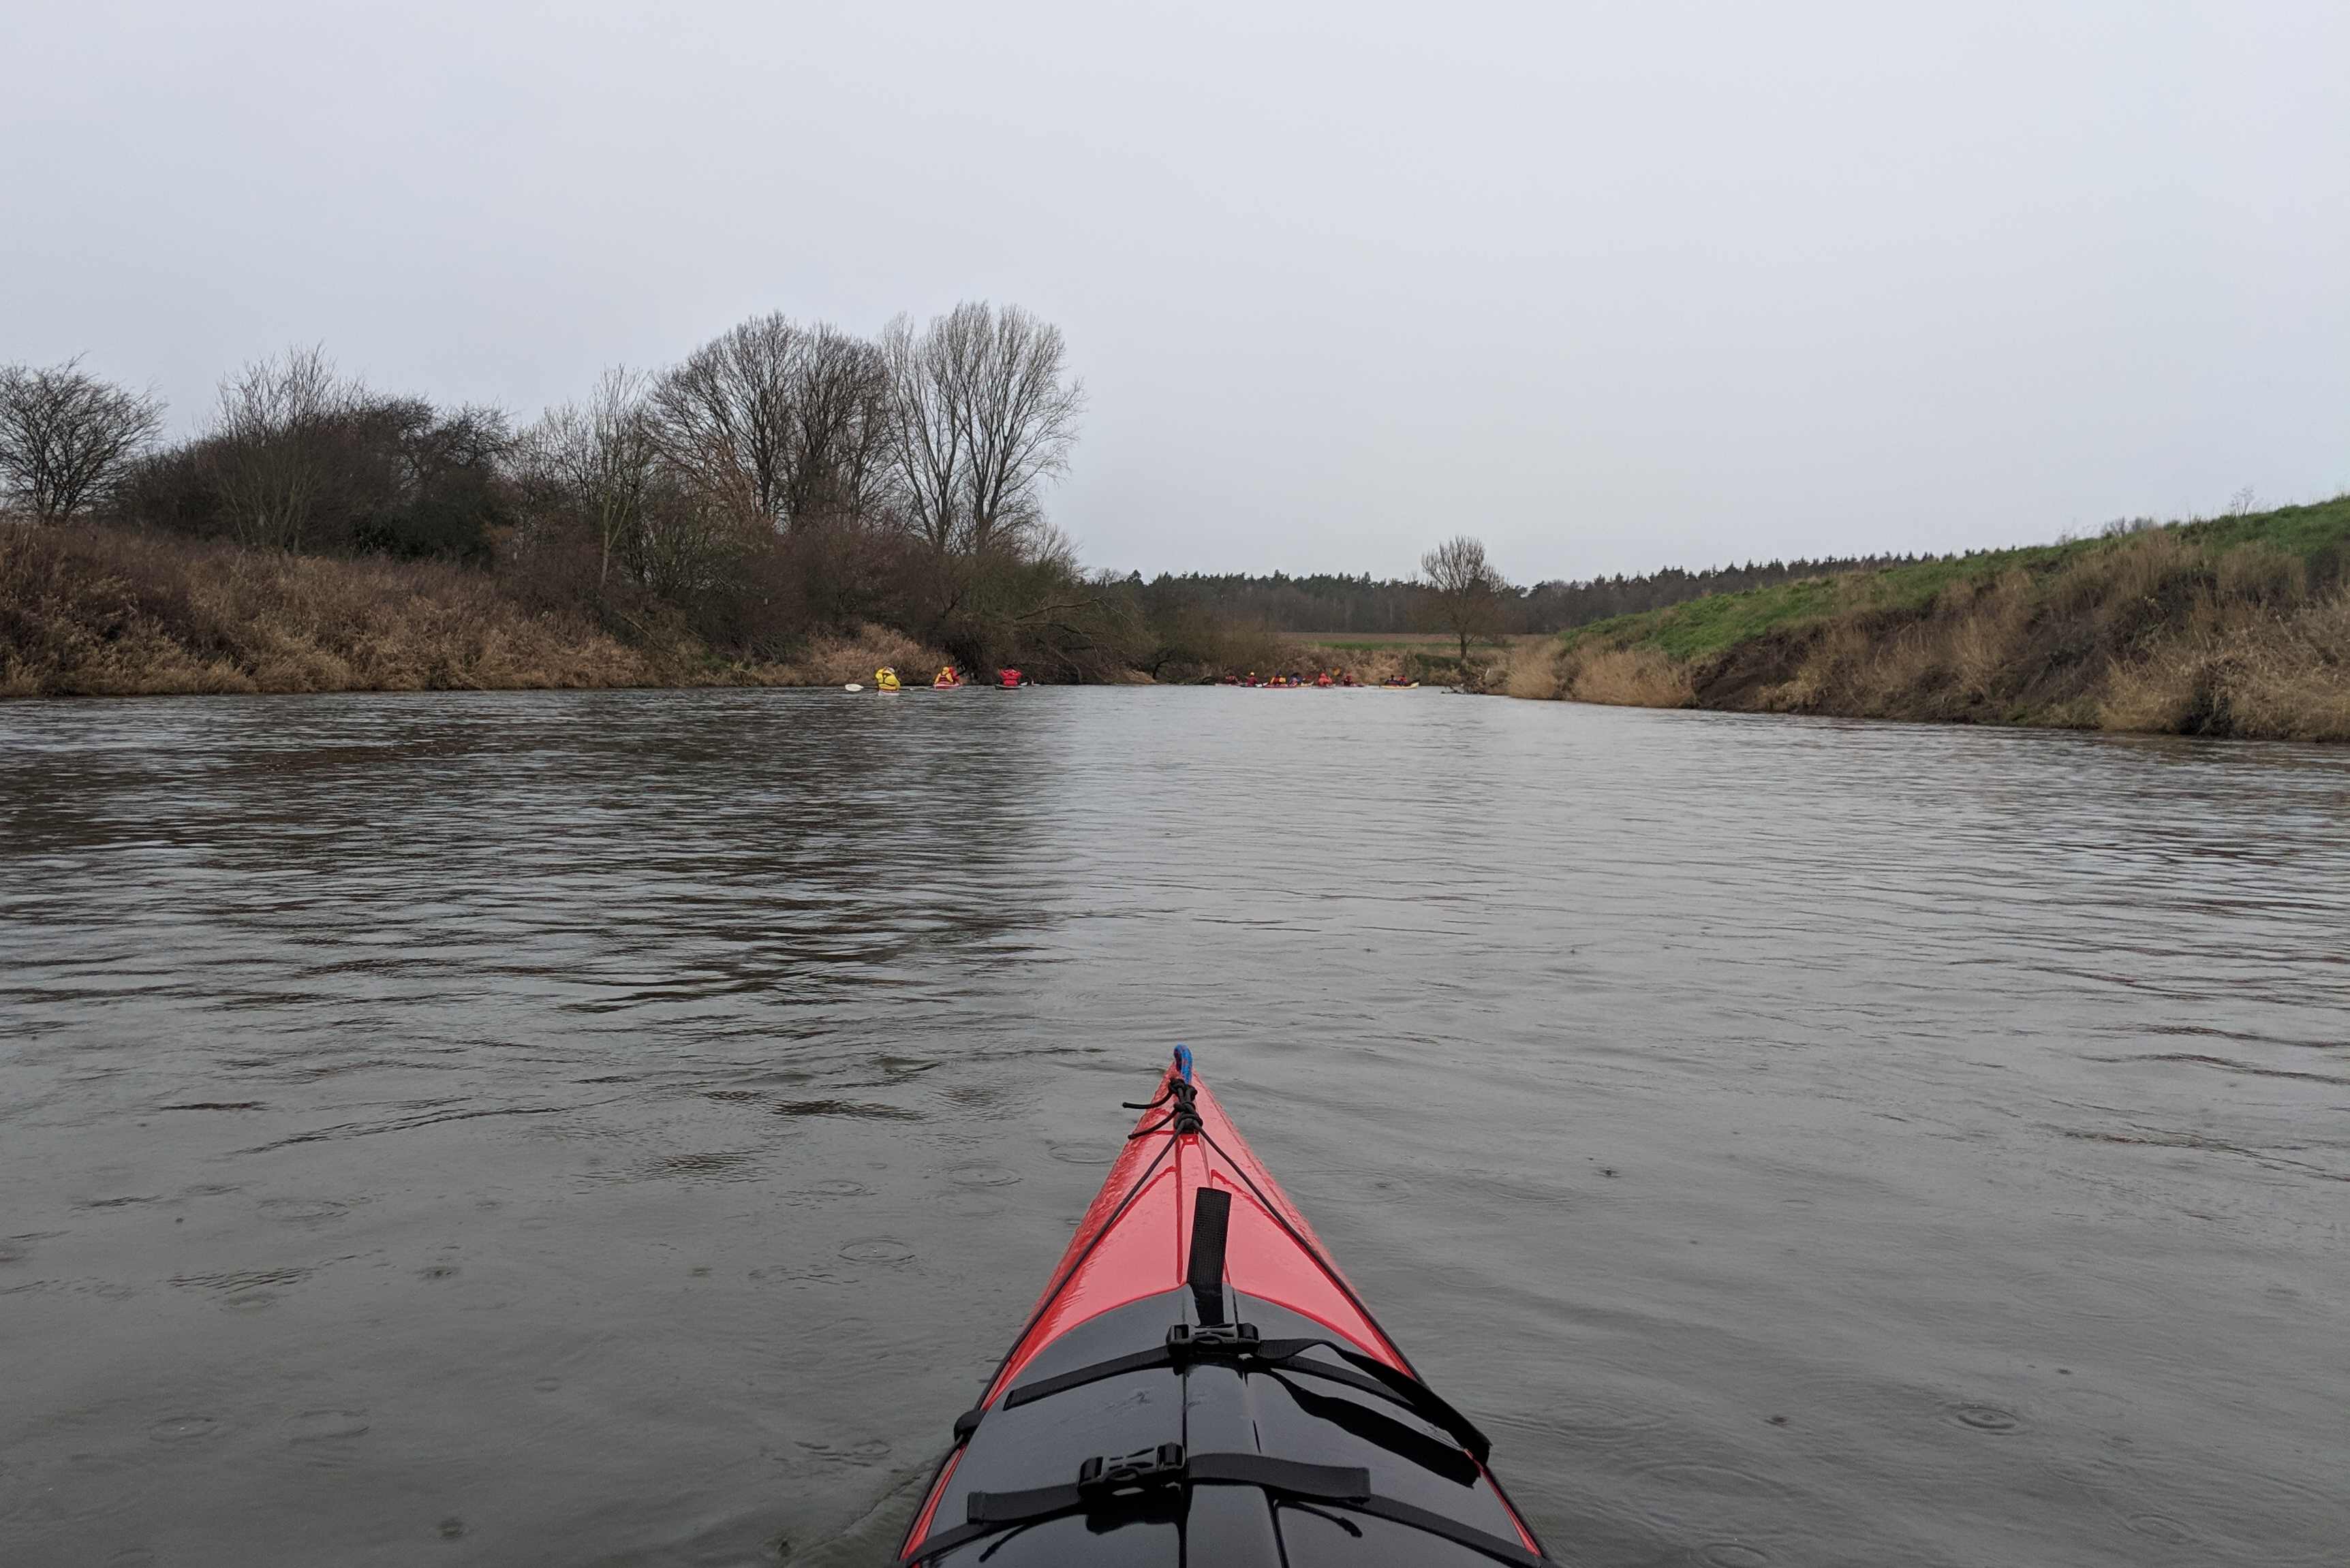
[{"xmin": 5, "ymin": 2, "xmax": 2345, "ymax": 581}]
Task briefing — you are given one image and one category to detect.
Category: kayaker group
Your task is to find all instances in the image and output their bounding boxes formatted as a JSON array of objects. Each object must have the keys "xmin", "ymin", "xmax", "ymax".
[
  {"xmin": 865, "ymin": 663, "xmax": 1412, "ymax": 690},
  {"xmin": 871, "ymin": 664, "xmax": 1028, "ymax": 691},
  {"xmin": 1223, "ymin": 669, "xmax": 1419, "ymax": 688}
]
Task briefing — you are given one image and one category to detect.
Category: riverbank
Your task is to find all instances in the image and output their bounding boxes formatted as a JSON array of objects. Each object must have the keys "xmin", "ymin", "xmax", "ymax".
[
  {"xmin": 0, "ymin": 522, "xmax": 1368, "ymax": 697},
  {"xmin": 1500, "ymin": 499, "xmax": 2350, "ymax": 742},
  {"xmin": 16, "ymin": 505, "xmax": 2347, "ymax": 730},
  {"xmin": 0, "ymin": 522, "xmax": 951, "ymax": 697}
]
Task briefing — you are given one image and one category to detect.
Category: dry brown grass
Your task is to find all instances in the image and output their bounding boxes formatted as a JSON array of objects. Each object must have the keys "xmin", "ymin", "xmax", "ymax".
[
  {"xmin": 2098, "ymin": 586, "xmax": 2350, "ymax": 741},
  {"xmin": 1339, "ymin": 646, "xmax": 1410, "ymax": 685},
  {"xmin": 1945, "ymin": 570, "xmax": 2033, "ymax": 700},
  {"xmin": 1, "ymin": 522, "xmax": 652, "ymax": 696},
  {"xmin": 1558, "ymin": 644, "xmax": 1695, "ymax": 708},
  {"xmin": 754, "ymin": 625, "xmax": 953, "ymax": 687},
  {"xmin": 1279, "ymin": 644, "xmax": 1435, "ymax": 685},
  {"xmin": 1500, "ymin": 640, "xmax": 1565, "ymax": 700},
  {"xmin": 1757, "ymin": 621, "xmax": 1872, "ymax": 712},
  {"xmin": 1742, "ymin": 537, "xmax": 2350, "ymax": 738},
  {"xmin": 0, "ymin": 522, "xmax": 950, "ymax": 698},
  {"xmin": 1524, "ymin": 521, "xmax": 2350, "ymax": 741}
]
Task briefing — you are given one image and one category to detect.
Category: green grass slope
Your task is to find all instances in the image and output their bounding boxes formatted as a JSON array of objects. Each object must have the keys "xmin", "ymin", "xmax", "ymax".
[{"xmin": 1519, "ymin": 499, "xmax": 2350, "ymax": 741}]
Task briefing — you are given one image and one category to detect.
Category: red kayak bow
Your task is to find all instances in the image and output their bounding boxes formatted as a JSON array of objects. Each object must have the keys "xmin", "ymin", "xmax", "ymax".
[{"xmin": 899, "ymin": 1048, "xmax": 1551, "ymax": 1566}]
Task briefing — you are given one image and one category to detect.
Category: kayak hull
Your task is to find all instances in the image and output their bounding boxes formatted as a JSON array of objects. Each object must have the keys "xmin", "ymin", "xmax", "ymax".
[{"xmin": 899, "ymin": 1059, "xmax": 1548, "ymax": 1566}]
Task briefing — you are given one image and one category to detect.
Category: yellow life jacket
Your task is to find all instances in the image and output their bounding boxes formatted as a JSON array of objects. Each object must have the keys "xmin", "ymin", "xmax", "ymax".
[{"xmin": 876, "ymin": 668, "xmax": 901, "ymax": 691}]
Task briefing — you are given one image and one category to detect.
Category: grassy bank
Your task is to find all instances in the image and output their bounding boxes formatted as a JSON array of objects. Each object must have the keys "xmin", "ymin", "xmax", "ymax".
[
  {"xmin": 0, "ymin": 523, "xmax": 947, "ymax": 697},
  {"xmin": 1504, "ymin": 499, "xmax": 2350, "ymax": 742}
]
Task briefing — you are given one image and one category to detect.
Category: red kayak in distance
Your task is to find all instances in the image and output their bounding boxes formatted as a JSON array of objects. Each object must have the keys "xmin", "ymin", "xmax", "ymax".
[{"xmin": 898, "ymin": 1049, "xmax": 1551, "ymax": 1566}]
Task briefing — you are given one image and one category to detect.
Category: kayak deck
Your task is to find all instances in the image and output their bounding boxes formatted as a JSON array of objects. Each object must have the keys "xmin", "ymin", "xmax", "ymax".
[{"xmin": 899, "ymin": 1054, "xmax": 1549, "ymax": 1566}]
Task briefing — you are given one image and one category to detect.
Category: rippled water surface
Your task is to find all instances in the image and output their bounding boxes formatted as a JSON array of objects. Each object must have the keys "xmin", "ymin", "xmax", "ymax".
[{"xmin": 3, "ymin": 688, "xmax": 2346, "ymax": 1567}]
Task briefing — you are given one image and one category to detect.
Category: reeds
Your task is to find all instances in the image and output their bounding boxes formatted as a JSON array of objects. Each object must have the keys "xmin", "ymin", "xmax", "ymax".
[{"xmin": 1553, "ymin": 644, "xmax": 1694, "ymax": 707}]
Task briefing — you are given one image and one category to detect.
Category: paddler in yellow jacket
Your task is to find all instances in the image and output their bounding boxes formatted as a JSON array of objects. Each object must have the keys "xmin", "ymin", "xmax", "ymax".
[{"xmin": 875, "ymin": 666, "xmax": 902, "ymax": 691}]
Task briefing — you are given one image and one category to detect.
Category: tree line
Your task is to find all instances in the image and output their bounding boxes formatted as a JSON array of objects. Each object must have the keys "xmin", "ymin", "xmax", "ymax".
[
  {"xmin": 0, "ymin": 304, "xmax": 1154, "ymax": 678},
  {"xmin": 1126, "ymin": 551, "xmax": 1945, "ymax": 642},
  {"xmin": 5, "ymin": 326, "xmax": 1944, "ymax": 680}
]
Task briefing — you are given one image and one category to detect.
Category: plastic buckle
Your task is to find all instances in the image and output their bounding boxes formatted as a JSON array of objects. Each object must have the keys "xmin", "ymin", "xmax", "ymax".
[
  {"xmin": 1077, "ymin": 1443, "xmax": 1186, "ymax": 1496},
  {"xmin": 1166, "ymin": 1321, "xmax": 1259, "ymax": 1364}
]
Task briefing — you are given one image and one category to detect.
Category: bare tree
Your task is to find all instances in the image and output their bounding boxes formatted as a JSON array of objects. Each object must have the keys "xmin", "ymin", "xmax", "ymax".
[
  {"xmin": 632, "ymin": 468, "xmax": 754, "ymax": 597},
  {"xmin": 649, "ymin": 314, "xmax": 803, "ymax": 531},
  {"xmin": 958, "ymin": 303, "xmax": 1083, "ymax": 554},
  {"xmin": 647, "ymin": 313, "xmax": 907, "ymax": 537},
  {"xmin": 519, "ymin": 368, "xmax": 660, "ymax": 586},
  {"xmin": 206, "ymin": 347, "xmax": 358, "ymax": 550},
  {"xmin": 881, "ymin": 312, "xmax": 967, "ymax": 554},
  {"xmin": 1420, "ymin": 535, "xmax": 1509, "ymax": 659},
  {"xmin": 786, "ymin": 324, "xmax": 894, "ymax": 526},
  {"xmin": 0, "ymin": 358, "xmax": 166, "ymax": 523},
  {"xmin": 882, "ymin": 302, "xmax": 1083, "ymax": 556}
]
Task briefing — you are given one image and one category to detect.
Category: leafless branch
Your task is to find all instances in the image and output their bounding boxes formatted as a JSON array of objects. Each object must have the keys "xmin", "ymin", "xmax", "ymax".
[
  {"xmin": 881, "ymin": 301, "xmax": 1083, "ymax": 556},
  {"xmin": 518, "ymin": 367, "xmax": 659, "ymax": 586},
  {"xmin": 0, "ymin": 357, "xmax": 166, "ymax": 524}
]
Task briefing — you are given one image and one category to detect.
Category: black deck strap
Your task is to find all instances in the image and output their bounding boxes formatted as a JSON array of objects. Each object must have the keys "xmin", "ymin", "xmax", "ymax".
[
  {"xmin": 1186, "ymin": 1187, "xmax": 1232, "ymax": 1326},
  {"xmin": 965, "ymin": 1440, "xmax": 1190, "ymax": 1524},
  {"xmin": 1265, "ymin": 1336, "xmax": 1494, "ymax": 1467},
  {"xmin": 995, "ymin": 1326, "xmax": 1492, "ymax": 1467},
  {"xmin": 1265, "ymin": 1367, "xmax": 1482, "ymax": 1488},
  {"xmin": 970, "ymin": 1448, "xmax": 1365, "ymax": 1525},
  {"xmin": 1179, "ymin": 1450, "xmax": 1369, "ymax": 1499},
  {"xmin": 897, "ymin": 1449, "xmax": 1370, "ymax": 1564},
  {"xmin": 895, "ymin": 1449, "xmax": 1551, "ymax": 1566},
  {"xmin": 998, "ymin": 1345, "xmax": 1172, "ymax": 1411},
  {"xmin": 891, "ymin": 1514, "xmax": 1013, "ymax": 1563},
  {"xmin": 1339, "ymin": 1493, "xmax": 1552, "ymax": 1567}
]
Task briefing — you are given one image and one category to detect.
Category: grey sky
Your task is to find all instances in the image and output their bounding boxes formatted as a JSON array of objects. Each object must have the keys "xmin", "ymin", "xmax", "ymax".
[{"xmin": 6, "ymin": 1, "xmax": 2345, "ymax": 581}]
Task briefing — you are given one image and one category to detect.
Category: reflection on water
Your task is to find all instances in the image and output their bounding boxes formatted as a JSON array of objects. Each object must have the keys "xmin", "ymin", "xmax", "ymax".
[{"xmin": 2, "ymin": 688, "xmax": 2345, "ymax": 1567}]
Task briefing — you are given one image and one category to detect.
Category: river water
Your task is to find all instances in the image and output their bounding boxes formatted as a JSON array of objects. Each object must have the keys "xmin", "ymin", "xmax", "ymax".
[{"xmin": 1, "ymin": 687, "xmax": 2344, "ymax": 1567}]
